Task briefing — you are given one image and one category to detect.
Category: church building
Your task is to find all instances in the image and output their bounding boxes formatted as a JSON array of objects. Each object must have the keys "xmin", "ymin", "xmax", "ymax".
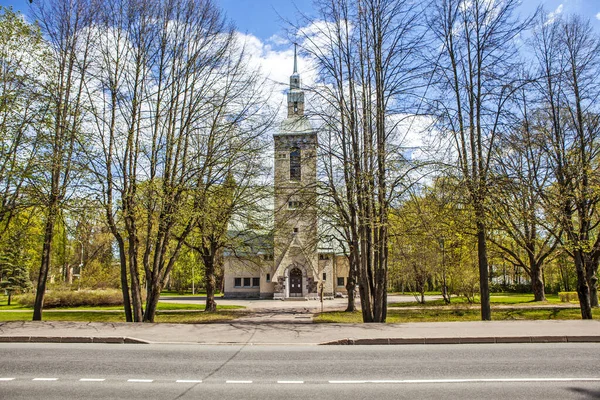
[{"xmin": 222, "ymin": 47, "xmax": 349, "ymax": 299}]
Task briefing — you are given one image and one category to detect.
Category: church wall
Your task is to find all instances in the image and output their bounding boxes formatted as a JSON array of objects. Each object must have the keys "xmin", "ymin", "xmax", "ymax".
[
  {"xmin": 333, "ymin": 255, "xmax": 350, "ymax": 295},
  {"xmin": 317, "ymin": 255, "xmax": 334, "ymax": 296},
  {"xmin": 223, "ymin": 256, "xmax": 274, "ymax": 299}
]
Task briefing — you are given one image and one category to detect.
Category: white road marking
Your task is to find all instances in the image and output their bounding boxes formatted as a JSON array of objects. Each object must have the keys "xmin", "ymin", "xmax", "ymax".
[
  {"xmin": 33, "ymin": 378, "xmax": 58, "ymax": 381},
  {"xmin": 176, "ymin": 380, "xmax": 202, "ymax": 383},
  {"xmin": 226, "ymin": 380, "xmax": 253, "ymax": 384},
  {"xmin": 127, "ymin": 379, "xmax": 153, "ymax": 383},
  {"xmin": 80, "ymin": 378, "xmax": 105, "ymax": 382},
  {"xmin": 277, "ymin": 380, "xmax": 304, "ymax": 384},
  {"xmin": 0, "ymin": 378, "xmax": 15, "ymax": 381},
  {"xmin": 329, "ymin": 378, "xmax": 600, "ymax": 384}
]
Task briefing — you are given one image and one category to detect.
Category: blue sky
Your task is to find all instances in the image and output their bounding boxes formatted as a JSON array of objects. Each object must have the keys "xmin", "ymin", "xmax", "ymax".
[
  {"xmin": 220, "ymin": 0, "xmax": 600, "ymax": 41},
  {"xmin": 1, "ymin": 0, "xmax": 598, "ymax": 109},
  {"xmin": 1, "ymin": 0, "xmax": 598, "ymax": 149},
  {"xmin": 2, "ymin": 1, "xmax": 598, "ymax": 42}
]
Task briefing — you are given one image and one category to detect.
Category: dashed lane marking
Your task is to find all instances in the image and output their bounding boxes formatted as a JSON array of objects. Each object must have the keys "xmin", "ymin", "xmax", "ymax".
[
  {"xmin": 3, "ymin": 377, "xmax": 598, "ymax": 385},
  {"xmin": 328, "ymin": 378, "xmax": 600, "ymax": 384}
]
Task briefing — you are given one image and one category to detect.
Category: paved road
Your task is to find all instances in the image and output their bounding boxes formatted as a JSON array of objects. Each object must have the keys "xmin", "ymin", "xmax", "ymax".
[{"xmin": 1, "ymin": 343, "xmax": 599, "ymax": 399}]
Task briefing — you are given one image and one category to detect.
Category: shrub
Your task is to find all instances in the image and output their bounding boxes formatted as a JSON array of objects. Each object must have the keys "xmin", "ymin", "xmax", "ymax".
[
  {"xmin": 15, "ymin": 289, "xmax": 127, "ymax": 308},
  {"xmin": 489, "ymin": 283, "xmax": 531, "ymax": 293}
]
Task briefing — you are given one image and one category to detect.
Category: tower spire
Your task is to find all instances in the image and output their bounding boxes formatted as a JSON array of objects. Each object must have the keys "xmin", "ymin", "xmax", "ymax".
[
  {"xmin": 293, "ymin": 42, "xmax": 298, "ymax": 74},
  {"xmin": 288, "ymin": 43, "xmax": 304, "ymax": 117}
]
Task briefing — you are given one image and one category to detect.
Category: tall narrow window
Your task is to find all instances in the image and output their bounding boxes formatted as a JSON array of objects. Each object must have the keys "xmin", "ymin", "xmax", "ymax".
[{"xmin": 290, "ymin": 148, "xmax": 301, "ymax": 181}]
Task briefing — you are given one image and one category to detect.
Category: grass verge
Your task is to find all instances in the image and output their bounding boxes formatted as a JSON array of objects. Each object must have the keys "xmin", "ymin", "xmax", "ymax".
[
  {"xmin": 388, "ymin": 293, "xmax": 566, "ymax": 308},
  {"xmin": 0, "ymin": 305, "xmax": 245, "ymax": 323},
  {"xmin": 314, "ymin": 307, "xmax": 600, "ymax": 323}
]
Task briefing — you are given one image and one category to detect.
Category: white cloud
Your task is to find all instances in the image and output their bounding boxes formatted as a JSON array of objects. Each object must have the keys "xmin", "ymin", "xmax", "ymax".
[
  {"xmin": 235, "ymin": 32, "xmax": 318, "ymax": 121},
  {"xmin": 267, "ymin": 34, "xmax": 288, "ymax": 47},
  {"xmin": 596, "ymin": 12, "xmax": 600, "ymax": 21},
  {"xmin": 546, "ymin": 4, "xmax": 564, "ymax": 25}
]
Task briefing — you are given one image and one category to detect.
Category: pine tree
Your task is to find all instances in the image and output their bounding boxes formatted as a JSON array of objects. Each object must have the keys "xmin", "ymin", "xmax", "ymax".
[{"xmin": 0, "ymin": 245, "xmax": 30, "ymax": 305}]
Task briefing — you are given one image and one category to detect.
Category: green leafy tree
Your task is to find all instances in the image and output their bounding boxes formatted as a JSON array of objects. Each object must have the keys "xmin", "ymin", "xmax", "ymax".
[
  {"xmin": 389, "ymin": 176, "xmax": 479, "ymax": 304},
  {"xmin": 0, "ymin": 7, "xmax": 47, "ymax": 241}
]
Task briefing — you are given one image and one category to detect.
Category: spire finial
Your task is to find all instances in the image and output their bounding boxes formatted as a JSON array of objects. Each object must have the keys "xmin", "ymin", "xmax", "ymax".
[{"xmin": 293, "ymin": 42, "xmax": 298, "ymax": 74}]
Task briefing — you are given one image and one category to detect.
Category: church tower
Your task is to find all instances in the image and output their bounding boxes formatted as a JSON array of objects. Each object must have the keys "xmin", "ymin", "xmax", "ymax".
[{"xmin": 272, "ymin": 45, "xmax": 320, "ymax": 299}]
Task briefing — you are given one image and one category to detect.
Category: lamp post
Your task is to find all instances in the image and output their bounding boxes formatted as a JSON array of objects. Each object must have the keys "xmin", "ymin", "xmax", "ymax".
[
  {"xmin": 439, "ymin": 237, "xmax": 448, "ymax": 303},
  {"xmin": 190, "ymin": 251, "xmax": 195, "ymax": 295}
]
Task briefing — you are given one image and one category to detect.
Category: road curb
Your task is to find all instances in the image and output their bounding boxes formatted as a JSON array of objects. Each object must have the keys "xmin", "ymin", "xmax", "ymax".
[
  {"xmin": 320, "ymin": 336, "xmax": 600, "ymax": 345},
  {"xmin": 0, "ymin": 336, "xmax": 150, "ymax": 344}
]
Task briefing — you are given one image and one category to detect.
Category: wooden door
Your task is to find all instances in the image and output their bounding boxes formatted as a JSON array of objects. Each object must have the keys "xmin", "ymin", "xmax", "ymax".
[{"xmin": 289, "ymin": 268, "xmax": 302, "ymax": 297}]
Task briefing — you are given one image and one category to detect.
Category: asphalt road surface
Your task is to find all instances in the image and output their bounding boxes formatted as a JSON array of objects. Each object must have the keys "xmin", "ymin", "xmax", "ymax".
[{"xmin": 0, "ymin": 343, "xmax": 599, "ymax": 399}]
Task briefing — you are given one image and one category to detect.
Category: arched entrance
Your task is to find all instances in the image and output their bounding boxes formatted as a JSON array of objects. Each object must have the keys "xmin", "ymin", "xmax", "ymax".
[{"xmin": 289, "ymin": 268, "xmax": 303, "ymax": 297}]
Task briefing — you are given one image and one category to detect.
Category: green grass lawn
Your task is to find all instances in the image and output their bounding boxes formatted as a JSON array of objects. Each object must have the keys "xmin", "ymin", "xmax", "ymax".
[
  {"xmin": 0, "ymin": 310, "xmax": 242, "ymax": 323},
  {"xmin": 0, "ymin": 292, "xmax": 243, "ymax": 311},
  {"xmin": 388, "ymin": 293, "xmax": 567, "ymax": 308},
  {"xmin": 0, "ymin": 306, "xmax": 244, "ymax": 323},
  {"xmin": 314, "ymin": 307, "xmax": 600, "ymax": 323},
  {"xmin": 0, "ymin": 292, "xmax": 244, "ymax": 323},
  {"xmin": 160, "ymin": 290, "xmax": 223, "ymax": 297}
]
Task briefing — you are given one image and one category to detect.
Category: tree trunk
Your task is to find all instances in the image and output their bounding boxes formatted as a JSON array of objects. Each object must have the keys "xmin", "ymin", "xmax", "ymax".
[
  {"xmin": 143, "ymin": 281, "xmax": 162, "ymax": 323},
  {"xmin": 33, "ymin": 209, "xmax": 57, "ymax": 321},
  {"xmin": 442, "ymin": 268, "xmax": 450, "ymax": 304},
  {"xmin": 7, "ymin": 291, "xmax": 11, "ymax": 306},
  {"xmin": 574, "ymin": 250, "xmax": 593, "ymax": 319},
  {"xmin": 116, "ymin": 238, "xmax": 132, "ymax": 322},
  {"xmin": 203, "ymin": 253, "xmax": 217, "ymax": 313},
  {"xmin": 476, "ymin": 219, "xmax": 491, "ymax": 321},
  {"xmin": 345, "ymin": 281, "xmax": 356, "ymax": 312},
  {"xmin": 345, "ymin": 254, "xmax": 357, "ymax": 312},
  {"xmin": 585, "ymin": 256, "xmax": 599, "ymax": 308},
  {"xmin": 127, "ymin": 233, "xmax": 143, "ymax": 322},
  {"xmin": 531, "ymin": 265, "xmax": 546, "ymax": 302},
  {"xmin": 530, "ymin": 257, "xmax": 546, "ymax": 302}
]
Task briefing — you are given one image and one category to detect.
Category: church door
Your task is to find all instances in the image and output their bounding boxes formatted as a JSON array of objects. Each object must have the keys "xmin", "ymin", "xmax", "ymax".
[{"xmin": 289, "ymin": 268, "xmax": 303, "ymax": 297}]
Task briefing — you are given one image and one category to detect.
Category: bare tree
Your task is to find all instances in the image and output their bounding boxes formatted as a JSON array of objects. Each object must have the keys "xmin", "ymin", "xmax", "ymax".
[
  {"xmin": 531, "ymin": 13, "xmax": 600, "ymax": 317},
  {"xmin": 86, "ymin": 0, "xmax": 273, "ymax": 322},
  {"xmin": 428, "ymin": 0, "xmax": 532, "ymax": 320},
  {"xmin": 30, "ymin": 0, "xmax": 96, "ymax": 321},
  {"xmin": 297, "ymin": 0, "xmax": 425, "ymax": 322},
  {"xmin": 489, "ymin": 87, "xmax": 561, "ymax": 302}
]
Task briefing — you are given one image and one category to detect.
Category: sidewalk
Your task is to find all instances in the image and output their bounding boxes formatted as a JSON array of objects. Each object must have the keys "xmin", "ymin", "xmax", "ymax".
[{"xmin": 1, "ymin": 319, "xmax": 599, "ymax": 345}]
